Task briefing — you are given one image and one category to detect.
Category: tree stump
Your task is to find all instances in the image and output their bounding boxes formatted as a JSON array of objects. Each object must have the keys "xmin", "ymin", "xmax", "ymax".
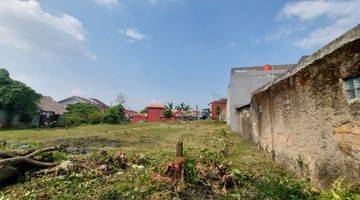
[{"xmin": 176, "ymin": 141, "xmax": 183, "ymax": 157}]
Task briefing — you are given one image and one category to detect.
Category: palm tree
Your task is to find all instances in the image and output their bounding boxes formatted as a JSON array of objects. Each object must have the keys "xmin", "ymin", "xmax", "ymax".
[
  {"xmin": 164, "ymin": 102, "xmax": 174, "ymax": 119},
  {"xmin": 165, "ymin": 102, "xmax": 174, "ymax": 110},
  {"xmin": 175, "ymin": 103, "xmax": 191, "ymax": 112}
]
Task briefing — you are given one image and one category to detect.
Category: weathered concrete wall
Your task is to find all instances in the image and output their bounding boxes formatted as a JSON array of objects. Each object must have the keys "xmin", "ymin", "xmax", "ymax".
[
  {"xmin": 226, "ymin": 66, "xmax": 291, "ymax": 133},
  {"xmin": 236, "ymin": 105, "xmax": 252, "ymax": 141},
  {"xmin": 251, "ymin": 35, "xmax": 360, "ymax": 188}
]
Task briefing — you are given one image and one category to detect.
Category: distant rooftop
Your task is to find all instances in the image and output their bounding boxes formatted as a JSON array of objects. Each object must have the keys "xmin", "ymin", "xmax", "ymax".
[
  {"xmin": 146, "ymin": 103, "xmax": 166, "ymax": 109},
  {"xmin": 230, "ymin": 64, "xmax": 295, "ymax": 76},
  {"xmin": 38, "ymin": 96, "xmax": 66, "ymax": 115}
]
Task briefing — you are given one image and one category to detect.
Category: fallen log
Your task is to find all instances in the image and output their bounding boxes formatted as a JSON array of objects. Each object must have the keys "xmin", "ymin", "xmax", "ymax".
[
  {"xmin": 0, "ymin": 145, "xmax": 66, "ymax": 187},
  {"xmin": 0, "ymin": 149, "xmax": 36, "ymax": 159},
  {"xmin": 0, "ymin": 145, "xmax": 64, "ymax": 167}
]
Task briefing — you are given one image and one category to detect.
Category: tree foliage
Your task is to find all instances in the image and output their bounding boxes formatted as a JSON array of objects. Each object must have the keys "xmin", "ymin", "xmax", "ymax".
[
  {"xmin": 165, "ymin": 102, "xmax": 174, "ymax": 110},
  {"xmin": 215, "ymin": 105, "xmax": 222, "ymax": 121},
  {"xmin": 164, "ymin": 102, "xmax": 174, "ymax": 118},
  {"xmin": 0, "ymin": 68, "xmax": 41, "ymax": 126},
  {"xmin": 175, "ymin": 103, "xmax": 191, "ymax": 112},
  {"xmin": 103, "ymin": 104, "xmax": 125, "ymax": 124},
  {"xmin": 115, "ymin": 93, "xmax": 127, "ymax": 105},
  {"xmin": 63, "ymin": 103, "xmax": 101, "ymax": 126},
  {"xmin": 163, "ymin": 109, "xmax": 173, "ymax": 118}
]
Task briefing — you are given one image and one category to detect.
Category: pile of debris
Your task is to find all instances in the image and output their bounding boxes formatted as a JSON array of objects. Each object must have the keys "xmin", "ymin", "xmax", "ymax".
[{"xmin": 150, "ymin": 141, "xmax": 245, "ymax": 195}]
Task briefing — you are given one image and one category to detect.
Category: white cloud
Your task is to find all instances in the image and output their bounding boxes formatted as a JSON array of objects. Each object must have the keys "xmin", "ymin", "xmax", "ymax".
[
  {"xmin": 0, "ymin": 0, "xmax": 96, "ymax": 60},
  {"xmin": 280, "ymin": 0, "xmax": 360, "ymax": 49},
  {"xmin": 118, "ymin": 28, "xmax": 147, "ymax": 43},
  {"xmin": 94, "ymin": 0, "xmax": 119, "ymax": 8}
]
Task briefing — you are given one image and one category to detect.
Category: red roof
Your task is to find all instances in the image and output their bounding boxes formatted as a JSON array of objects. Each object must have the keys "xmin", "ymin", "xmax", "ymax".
[{"xmin": 263, "ymin": 64, "xmax": 273, "ymax": 71}]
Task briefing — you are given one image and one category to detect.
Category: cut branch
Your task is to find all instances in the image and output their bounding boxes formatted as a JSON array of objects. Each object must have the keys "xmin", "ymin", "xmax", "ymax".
[
  {"xmin": 0, "ymin": 145, "xmax": 64, "ymax": 167},
  {"xmin": 26, "ymin": 146, "xmax": 60, "ymax": 158}
]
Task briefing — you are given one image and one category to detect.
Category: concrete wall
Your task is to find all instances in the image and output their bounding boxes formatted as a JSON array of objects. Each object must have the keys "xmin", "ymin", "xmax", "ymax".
[
  {"xmin": 236, "ymin": 105, "xmax": 252, "ymax": 141},
  {"xmin": 250, "ymin": 36, "xmax": 360, "ymax": 188},
  {"xmin": 226, "ymin": 67, "xmax": 289, "ymax": 132}
]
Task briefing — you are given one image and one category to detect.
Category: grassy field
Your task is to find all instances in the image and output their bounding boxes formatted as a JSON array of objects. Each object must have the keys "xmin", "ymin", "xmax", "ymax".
[{"xmin": 0, "ymin": 121, "xmax": 358, "ymax": 199}]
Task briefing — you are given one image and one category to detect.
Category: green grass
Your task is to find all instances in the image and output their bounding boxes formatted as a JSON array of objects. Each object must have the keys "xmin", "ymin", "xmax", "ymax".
[{"xmin": 0, "ymin": 121, "xmax": 358, "ymax": 199}]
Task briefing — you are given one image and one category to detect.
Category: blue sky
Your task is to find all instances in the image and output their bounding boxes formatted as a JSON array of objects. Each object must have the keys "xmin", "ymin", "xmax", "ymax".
[{"xmin": 0, "ymin": 0, "xmax": 359, "ymax": 110}]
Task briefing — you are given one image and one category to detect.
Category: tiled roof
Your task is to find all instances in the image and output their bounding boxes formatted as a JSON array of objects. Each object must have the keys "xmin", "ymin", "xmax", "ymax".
[
  {"xmin": 146, "ymin": 103, "xmax": 166, "ymax": 109},
  {"xmin": 59, "ymin": 96, "xmax": 109, "ymax": 111}
]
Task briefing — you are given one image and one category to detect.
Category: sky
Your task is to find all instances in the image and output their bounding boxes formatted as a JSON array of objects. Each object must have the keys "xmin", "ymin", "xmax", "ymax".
[{"xmin": 0, "ymin": 0, "xmax": 359, "ymax": 111}]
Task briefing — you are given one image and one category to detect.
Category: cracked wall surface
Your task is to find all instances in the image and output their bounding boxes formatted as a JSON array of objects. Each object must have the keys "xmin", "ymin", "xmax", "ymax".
[{"xmin": 250, "ymin": 26, "xmax": 360, "ymax": 188}]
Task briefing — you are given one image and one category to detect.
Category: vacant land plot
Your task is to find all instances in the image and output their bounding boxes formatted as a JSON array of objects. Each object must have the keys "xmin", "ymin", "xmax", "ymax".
[{"xmin": 0, "ymin": 121, "xmax": 358, "ymax": 199}]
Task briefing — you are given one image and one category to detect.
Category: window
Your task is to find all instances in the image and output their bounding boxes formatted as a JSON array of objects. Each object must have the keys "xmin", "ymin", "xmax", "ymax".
[
  {"xmin": 284, "ymin": 95, "xmax": 291, "ymax": 111},
  {"xmin": 345, "ymin": 76, "xmax": 360, "ymax": 101}
]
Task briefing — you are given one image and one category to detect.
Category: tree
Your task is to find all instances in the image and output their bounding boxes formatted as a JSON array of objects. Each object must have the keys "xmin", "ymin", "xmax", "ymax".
[
  {"xmin": 165, "ymin": 102, "xmax": 174, "ymax": 110},
  {"xmin": 175, "ymin": 103, "xmax": 191, "ymax": 112},
  {"xmin": 63, "ymin": 103, "xmax": 100, "ymax": 126},
  {"xmin": 215, "ymin": 105, "xmax": 222, "ymax": 121},
  {"xmin": 140, "ymin": 108, "xmax": 147, "ymax": 113},
  {"xmin": 103, "ymin": 104, "xmax": 125, "ymax": 124},
  {"xmin": 0, "ymin": 68, "xmax": 41, "ymax": 127},
  {"xmin": 115, "ymin": 93, "xmax": 127, "ymax": 105},
  {"xmin": 164, "ymin": 102, "xmax": 174, "ymax": 119}
]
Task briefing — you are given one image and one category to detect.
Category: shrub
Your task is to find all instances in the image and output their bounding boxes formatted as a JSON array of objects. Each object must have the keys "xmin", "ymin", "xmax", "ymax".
[
  {"xmin": 99, "ymin": 189, "xmax": 122, "ymax": 200},
  {"xmin": 63, "ymin": 114, "xmax": 83, "ymax": 127},
  {"xmin": 103, "ymin": 104, "xmax": 125, "ymax": 124},
  {"xmin": 63, "ymin": 103, "xmax": 100, "ymax": 126},
  {"xmin": 89, "ymin": 112, "xmax": 104, "ymax": 124},
  {"xmin": 163, "ymin": 109, "xmax": 173, "ymax": 118}
]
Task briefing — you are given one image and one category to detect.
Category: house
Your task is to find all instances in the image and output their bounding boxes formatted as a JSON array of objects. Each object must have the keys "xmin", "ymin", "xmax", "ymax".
[
  {"xmin": 146, "ymin": 103, "xmax": 166, "ymax": 122},
  {"xmin": 172, "ymin": 110, "xmax": 185, "ymax": 120},
  {"xmin": 209, "ymin": 98, "xmax": 227, "ymax": 121},
  {"xmin": 226, "ymin": 64, "xmax": 293, "ymax": 132},
  {"xmin": 0, "ymin": 96, "xmax": 65, "ymax": 129},
  {"xmin": 232, "ymin": 24, "xmax": 360, "ymax": 188},
  {"xmin": 172, "ymin": 110, "xmax": 199, "ymax": 121},
  {"xmin": 130, "ymin": 113, "xmax": 147, "ymax": 123},
  {"xmin": 31, "ymin": 96, "xmax": 66, "ymax": 127},
  {"xmin": 124, "ymin": 109, "xmax": 138, "ymax": 121},
  {"xmin": 58, "ymin": 96, "xmax": 108, "ymax": 111}
]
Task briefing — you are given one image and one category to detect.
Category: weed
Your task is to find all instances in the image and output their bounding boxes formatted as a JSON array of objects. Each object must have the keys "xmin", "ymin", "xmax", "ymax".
[
  {"xmin": 184, "ymin": 157, "xmax": 198, "ymax": 184},
  {"xmin": 99, "ymin": 189, "xmax": 122, "ymax": 200}
]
